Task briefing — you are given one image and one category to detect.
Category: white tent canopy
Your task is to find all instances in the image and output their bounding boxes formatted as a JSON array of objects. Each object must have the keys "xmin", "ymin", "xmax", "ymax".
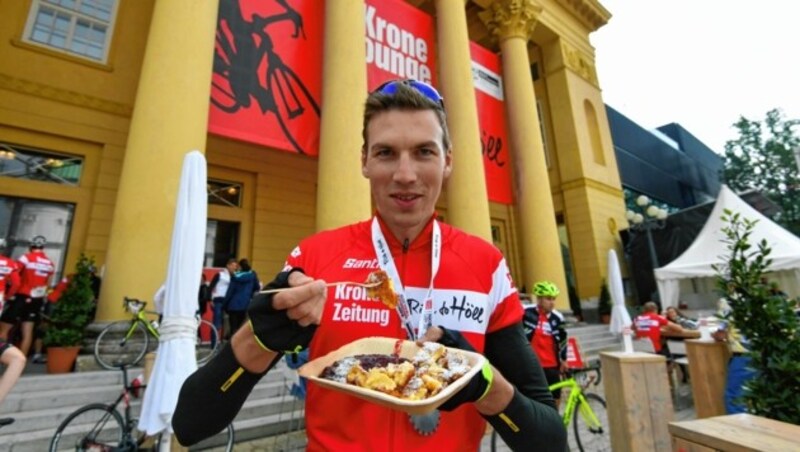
[{"xmin": 655, "ymin": 185, "xmax": 800, "ymax": 308}]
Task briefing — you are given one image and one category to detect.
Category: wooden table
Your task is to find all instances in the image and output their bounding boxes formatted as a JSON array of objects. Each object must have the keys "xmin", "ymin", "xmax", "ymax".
[
  {"xmin": 669, "ymin": 413, "xmax": 800, "ymax": 451},
  {"xmin": 685, "ymin": 339, "xmax": 730, "ymax": 418},
  {"xmin": 662, "ymin": 328, "xmax": 701, "ymax": 339}
]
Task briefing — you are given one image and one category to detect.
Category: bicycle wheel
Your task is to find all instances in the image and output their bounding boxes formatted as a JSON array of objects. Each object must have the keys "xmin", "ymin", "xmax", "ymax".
[
  {"xmin": 573, "ymin": 393, "xmax": 611, "ymax": 452},
  {"xmin": 49, "ymin": 403, "xmax": 125, "ymax": 452},
  {"xmin": 267, "ymin": 64, "xmax": 321, "ymax": 155},
  {"xmin": 490, "ymin": 428, "xmax": 499, "ymax": 452},
  {"xmin": 94, "ymin": 321, "xmax": 150, "ymax": 370},
  {"xmin": 196, "ymin": 319, "xmax": 221, "ymax": 366}
]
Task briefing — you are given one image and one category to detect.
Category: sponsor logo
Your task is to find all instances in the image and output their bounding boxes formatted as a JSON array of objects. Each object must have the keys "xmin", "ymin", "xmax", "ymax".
[
  {"xmin": 343, "ymin": 258, "xmax": 379, "ymax": 269},
  {"xmin": 290, "ymin": 246, "xmax": 301, "ymax": 258},
  {"xmin": 364, "ymin": 5, "xmax": 432, "ymax": 83}
]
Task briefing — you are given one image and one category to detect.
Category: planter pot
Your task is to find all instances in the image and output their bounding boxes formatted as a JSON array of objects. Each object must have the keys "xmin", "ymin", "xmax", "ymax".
[{"xmin": 46, "ymin": 346, "xmax": 81, "ymax": 374}]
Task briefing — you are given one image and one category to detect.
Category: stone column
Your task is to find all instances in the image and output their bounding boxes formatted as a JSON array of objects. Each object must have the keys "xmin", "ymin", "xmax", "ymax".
[
  {"xmin": 316, "ymin": 1, "xmax": 371, "ymax": 231},
  {"xmin": 481, "ymin": 0, "xmax": 568, "ymax": 299},
  {"xmin": 434, "ymin": 0, "xmax": 492, "ymax": 242},
  {"xmin": 97, "ymin": 0, "xmax": 219, "ymax": 321}
]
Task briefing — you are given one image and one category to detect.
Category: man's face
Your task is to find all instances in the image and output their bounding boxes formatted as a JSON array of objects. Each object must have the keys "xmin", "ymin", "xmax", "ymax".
[
  {"xmin": 538, "ymin": 296, "xmax": 556, "ymax": 313},
  {"xmin": 227, "ymin": 261, "xmax": 237, "ymax": 273},
  {"xmin": 362, "ymin": 109, "xmax": 452, "ymax": 237}
]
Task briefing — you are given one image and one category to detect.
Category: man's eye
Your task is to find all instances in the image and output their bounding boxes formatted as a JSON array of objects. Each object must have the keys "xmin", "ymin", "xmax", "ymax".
[{"xmin": 419, "ymin": 148, "xmax": 437, "ymax": 156}]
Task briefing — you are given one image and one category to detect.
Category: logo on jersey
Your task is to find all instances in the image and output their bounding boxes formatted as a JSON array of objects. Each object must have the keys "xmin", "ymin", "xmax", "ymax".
[
  {"xmin": 289, "ymin": 246, "xmax": 301, "ymax": 258},
  {"xmin": 342, "ymin": 258, "xmax": 379, "ymax": 269}
]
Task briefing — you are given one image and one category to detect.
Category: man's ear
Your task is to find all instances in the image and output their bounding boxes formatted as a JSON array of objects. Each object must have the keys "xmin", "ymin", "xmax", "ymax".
[
  {"xmin": 443, "ymin": 148, "xmax": 453, "ymax": 178},
  {"xmin": 361, "ymin": 147, "xmax": 368, "ymax": 177}
]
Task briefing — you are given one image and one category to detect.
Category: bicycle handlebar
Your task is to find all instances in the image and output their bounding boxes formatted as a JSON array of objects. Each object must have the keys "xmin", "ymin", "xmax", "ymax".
[{"xmin": 567, "ymin": 363, "xmax": 602, "ymax": 386}]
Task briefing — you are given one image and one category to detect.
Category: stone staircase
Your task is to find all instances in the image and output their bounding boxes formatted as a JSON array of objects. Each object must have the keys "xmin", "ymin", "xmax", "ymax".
[
  {"xmin": 565, "ymin": 323, "xmax": 623, "ymax": 365},
  {"xmin": 0, "ymin": 358, "xmax": 305, "ymax": 451}
]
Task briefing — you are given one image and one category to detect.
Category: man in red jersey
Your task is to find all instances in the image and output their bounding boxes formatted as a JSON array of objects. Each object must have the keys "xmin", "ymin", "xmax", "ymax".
[
  {"xmin": 0, "ymin": 245, "xmax": 21, "ymax": 314},
  {"xmin": 633, "ymin": 301, "xmax": 682, "ymax": 355},
  {"xmin": 0, "ymin": 236, "xmax": 55, "ymax": 358},
  {"xmin": 174, "ymin": 80, "xmax": 565, "ymax": 452},
  {"xmin": 524, "ymin": 281, "xmax": 568, "ymax": 408}
]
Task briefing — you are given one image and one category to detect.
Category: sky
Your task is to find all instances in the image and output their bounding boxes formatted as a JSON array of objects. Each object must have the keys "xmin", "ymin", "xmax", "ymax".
[{"xmin": 590, "ymin": 1, "xmax": 800, "ymax": 154}]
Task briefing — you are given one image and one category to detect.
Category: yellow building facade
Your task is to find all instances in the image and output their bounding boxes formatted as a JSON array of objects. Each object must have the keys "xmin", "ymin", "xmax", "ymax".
[{"xmin": 0, "ymin": 0, "xmax": 627, "ymax": 319}]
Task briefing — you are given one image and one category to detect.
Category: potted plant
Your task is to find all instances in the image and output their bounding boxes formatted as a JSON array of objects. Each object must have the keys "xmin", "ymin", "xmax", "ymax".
[
  {"xmin": 43, "ymin": 254, "xmax": 97, "ymax": 373},
  {"xmin": 598, "ymin": 279, "xmax": 612, "ymax": 324}
]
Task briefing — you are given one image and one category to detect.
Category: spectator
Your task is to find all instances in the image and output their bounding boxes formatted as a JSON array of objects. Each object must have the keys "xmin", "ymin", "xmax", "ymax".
[
  {"xmin": 712, "ymin": 298, "xmax": 753, "ymax": 414},
  {"xmin": 0, "ymin": 248, "xmax": 20, "ymax": 309},
  {"xmin": 0, "ymin": 236, "xmax": 55, "ymax": 359},
  {"xmin": 222, "ymin": 258, "xmax": 258, "ymax": 337},
  {"xmin": 198, "ymin": 273, "xmax": 211, "ymax": 316},
  {"xmin": 173, "ymin": 79, "xmax": 565, "ymax": 451},
  {"xmin": 664, "ymin": 306, "xmax": 698, "ymax": 330},
  {"xmin": 523, "ymin": 281, "xmax": 568, "ymax": 408},
  {"xmin": 208, "ymin": 259, "xmax": 237, "ymax": 342}
]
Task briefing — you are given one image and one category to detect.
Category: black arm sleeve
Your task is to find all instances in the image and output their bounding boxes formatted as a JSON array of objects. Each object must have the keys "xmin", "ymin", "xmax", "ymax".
[
  {"xmin": 173, "ymin": 343, "xmax": 281, "ymax": 446},
  {"xmin": 483, "ymin": 322, "xmax": 567, "ymax": 452}
]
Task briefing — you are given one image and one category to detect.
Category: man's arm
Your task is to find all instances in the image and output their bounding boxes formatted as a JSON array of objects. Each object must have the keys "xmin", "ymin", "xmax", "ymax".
[
  {"xmin": 173, "ymin": 270, "xmax": 325, "ymax": 446},
  {"xmin": 483, "ymin": 323, "xmax": 567, "ymax": 451}
]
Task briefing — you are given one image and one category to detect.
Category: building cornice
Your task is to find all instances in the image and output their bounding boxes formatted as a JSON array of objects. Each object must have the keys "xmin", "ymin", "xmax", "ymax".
[
  {"xmin": 555, "ymin": 0, "xmax": 611, "ymax": 31},
  {"xmin": 0, "ymin": 73, "xmax": 132, "ymax": 117}
]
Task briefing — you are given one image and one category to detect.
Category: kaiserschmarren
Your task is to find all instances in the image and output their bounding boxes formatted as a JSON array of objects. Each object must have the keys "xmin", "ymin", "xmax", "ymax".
[
  {"xmin": 365, "ymin": 270, "xmax": 398, "ymax": 309},
  {"xmin": 319, "ymin": 342, "xmax": 471, "ymax": 400}
]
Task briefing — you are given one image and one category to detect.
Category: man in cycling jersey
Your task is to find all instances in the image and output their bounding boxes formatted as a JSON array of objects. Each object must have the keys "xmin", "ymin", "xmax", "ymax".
[
  {"xmin": 523, "ymin": 281, "xmax": 568, "ymax": 408},
  {"xmin": 0, "ymin": 236, "xmax": 55, "ymax": 358},
  {"xmin": 173, "ymin": 80, "xmax": 566, "ymax": 451}
]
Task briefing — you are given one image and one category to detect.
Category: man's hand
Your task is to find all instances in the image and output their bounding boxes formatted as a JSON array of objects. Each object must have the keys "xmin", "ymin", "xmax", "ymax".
[
  {"xmin": 559, "ymin": 361, "xmax": 569, "ymax": 375},
  {"xmin": 247, "ymin": 270, "xmax": 326, "ymax": 354},
  {"xmin": 417, "ymin": 326, "xmax": 498, "ymax": 412}
]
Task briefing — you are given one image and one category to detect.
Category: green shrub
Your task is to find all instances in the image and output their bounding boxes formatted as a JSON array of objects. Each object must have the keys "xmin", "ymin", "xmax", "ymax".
[
  {"xmin": 43, "ymin": 254, "xmax": 97, "ymax": 347},
  {"xmin": 598, "ymin": 279, "xmax": 612, "ymax": 317},
  {"xmin": 713, "ymin": 209, "xmax": 800, "ymax": 424}
]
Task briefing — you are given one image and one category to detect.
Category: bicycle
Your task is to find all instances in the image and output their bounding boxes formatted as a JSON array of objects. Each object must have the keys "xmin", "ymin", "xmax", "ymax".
[
  {"xmin": 93, "ymin": 297, "xmax": 220, "ymax": 371},
  {"xmin": 49, "ymin": 364, "xmax": 234, "ymax": 451},
  {"xmin": 211, "ymin": 0, "xmax": 321, "ymax": 155},
  {"xmin": 491, "ymin": 364, "xmax": 610, "ymax": 452}
]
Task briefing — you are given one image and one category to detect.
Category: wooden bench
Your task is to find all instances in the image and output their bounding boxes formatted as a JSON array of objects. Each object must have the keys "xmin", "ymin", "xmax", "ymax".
[{"xmin": 669, "ymin": 413, "xmax": 800, "ymax": 451}]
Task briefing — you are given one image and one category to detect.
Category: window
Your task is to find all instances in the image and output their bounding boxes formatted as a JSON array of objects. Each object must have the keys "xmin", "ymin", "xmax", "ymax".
[
  {"xmin": 205, "ymin": 220, "xmax": 240, "ymax": 268},
  {"xmin": 24, "ymin": 0, "xmax": 118, "ymax": 62},
  {"xmin": 0, "ymin": 142, "xmax": 84, "ymax": 186},
  {"xmin": 207, "ymin": 179, "xmax": 243, "ymax": 207}
]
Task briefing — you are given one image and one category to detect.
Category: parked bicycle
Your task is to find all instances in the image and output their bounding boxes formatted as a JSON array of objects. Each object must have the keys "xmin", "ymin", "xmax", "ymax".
[
  {"xmin": 491, "ymin": 364, "xmax": 610, "ymax": 452},
  {"xmin": 93, "ymin": 297, "xmax": 220, "ymax": 370},
  {"xmin": 211, "ymin": 0, "xmax": 321, "ymax": 155},
  {"xmin": 49, "ymin": 364, "xmax": 234, "ymax": 451}
]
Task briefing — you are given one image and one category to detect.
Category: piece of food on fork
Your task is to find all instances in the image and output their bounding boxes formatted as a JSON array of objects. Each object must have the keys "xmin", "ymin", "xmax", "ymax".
[{"xmin": 365, "ymin": 270, "xmax": 398, "ymax": 309}]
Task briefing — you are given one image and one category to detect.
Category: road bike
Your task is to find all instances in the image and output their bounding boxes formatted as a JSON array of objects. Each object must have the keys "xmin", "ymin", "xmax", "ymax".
[
  {"xmin": 491, "ymin": 364, "xmax": 610, "ymax": 452},
  {"xmin": 211, "ymin": 0, "xmax": 321, "ymax": 155},
  {"xmin": 49, "ymin": 365, "xmax": 234, "ymax": 451},
  {"xmin": 93, "ymin": 297, "xmax": 220, "ymax": 370}
]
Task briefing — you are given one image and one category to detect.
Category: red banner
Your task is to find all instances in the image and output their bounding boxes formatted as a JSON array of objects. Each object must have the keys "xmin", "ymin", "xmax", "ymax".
[
  {"xmin": 364, "ymin": 0, "xmax": 437, "ymax": 90},
  {"xmin": 208, "ymin": 0, "xmax": 323, "ymax": 156},
  {"xmin": 470, "ymin": 42, "xmax": 513, "ymax": 205}
]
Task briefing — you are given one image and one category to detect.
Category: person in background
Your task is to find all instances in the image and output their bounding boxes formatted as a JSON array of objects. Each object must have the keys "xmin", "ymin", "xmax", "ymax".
[
  {"xmin": 0, "ymin": 247, "xmax": 20, "ymax": 314},
  {"xmin": 0, "ymin": 337, "xmax": 26, "ymax": 409},
  {"xmin": 633, "ymin": 301, "xmax": 683, "ymax": 356},
  {"xmin": 712, "ymin": 298, "xmax": 753, "ymax": 414},
  {"xmin": 523, "ymin": 281, "xmax": 568, "ymax": 408},
  {"xmin": 664, "ymin": 306, "xmax": 698, "ymax": 330},
  {"xmin": 172, "ymin": 80, "xmax": 565, "ymax": 451},
  {"xmin": 198, "ymin": 273, "xmax": 211, "ymax": 316},
  {"xmin": 0, "ymin": 236, "xmax": 55, "ymax": 359},
  {"xmin": 222, "ymin": 258, "xmax": 258, "ymax": 337},
  {"xmin": 208, "ymin": 259, "xmax": 237, "ymax": 342}
]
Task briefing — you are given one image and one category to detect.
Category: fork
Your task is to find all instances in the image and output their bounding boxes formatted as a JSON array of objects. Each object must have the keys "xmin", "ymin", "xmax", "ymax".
[{"xmin": 258, "ymin": 280, "xmax": 382, "ymax": 294}]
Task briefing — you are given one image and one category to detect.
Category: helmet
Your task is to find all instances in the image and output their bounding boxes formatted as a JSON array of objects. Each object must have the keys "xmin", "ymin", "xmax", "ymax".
[
  {"xmin": 30, "ymin": 235, "xmax": 47, "ymax": 248},
  {"xmin": 532, "ymin": 281, "xmax": 560, "ymax": 298}
]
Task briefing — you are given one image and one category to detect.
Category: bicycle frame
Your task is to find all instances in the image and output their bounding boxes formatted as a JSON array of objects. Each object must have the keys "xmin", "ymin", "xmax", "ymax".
[{"xmin": 550, "ymin": 372, "xmax": 603, "ymax": 430}]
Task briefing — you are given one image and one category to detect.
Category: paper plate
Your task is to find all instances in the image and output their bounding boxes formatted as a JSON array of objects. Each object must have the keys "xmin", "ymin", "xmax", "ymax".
[{"xmin": 298, "ymin": 336, "xmax": 485, "ymax": 415}]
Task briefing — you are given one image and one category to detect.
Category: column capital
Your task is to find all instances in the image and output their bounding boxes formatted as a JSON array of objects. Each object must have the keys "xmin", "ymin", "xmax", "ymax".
[{"xmin": 480, "ymin": 0, "xmax": 543, "ymax": 42}]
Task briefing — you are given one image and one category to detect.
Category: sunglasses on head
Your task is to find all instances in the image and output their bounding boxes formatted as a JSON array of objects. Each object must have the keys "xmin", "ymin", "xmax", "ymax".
[{"xmin": 373, "ymin": 79, "xmax": 445, "ymax": 109}]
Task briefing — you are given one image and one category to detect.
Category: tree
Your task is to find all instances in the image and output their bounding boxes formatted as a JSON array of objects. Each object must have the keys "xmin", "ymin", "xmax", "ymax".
[
  {"xmin": 722, "ymin": 108, "xmax": 800, "ymax": 236},
  {"xmin": 713, "ymin": 210, "xmax": 800, "ymax": 424}
]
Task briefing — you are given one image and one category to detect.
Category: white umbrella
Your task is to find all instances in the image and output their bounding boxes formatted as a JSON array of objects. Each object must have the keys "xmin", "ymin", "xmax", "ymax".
[
  {"xmin": 608, "ymin": 249, "xmax": 632, "ymax": 335},
  {"xmin": 139, "ymin": 151, "xmax": 207, "ymax": 445}
]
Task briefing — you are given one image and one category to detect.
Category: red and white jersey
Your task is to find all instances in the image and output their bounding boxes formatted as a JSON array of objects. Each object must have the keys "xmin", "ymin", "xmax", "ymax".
[
  {"xmin": 634, "ymin": 312, "xmax": 668, "ymax": 352},
  {"xmin": 285, "ymin": 216, "xmax": 523, "ymax": 452},
  {"xmin": 16, "ymin": 250, "xmax": 55, "ymax": 298},
  {"xmin": 0, "ymin": 255, "xmax": 20, "ymax": 304}
]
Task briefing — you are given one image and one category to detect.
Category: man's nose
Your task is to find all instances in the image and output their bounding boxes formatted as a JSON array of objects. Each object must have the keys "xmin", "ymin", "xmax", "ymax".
[{"xmin": 393, "ymin": 153, "xmax": 417, "ymax": 183}]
